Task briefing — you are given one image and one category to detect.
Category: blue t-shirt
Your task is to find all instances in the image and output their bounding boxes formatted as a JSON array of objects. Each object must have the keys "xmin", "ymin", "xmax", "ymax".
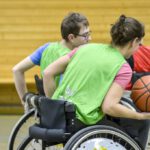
[
  {"xmin": 29, "ymin": 43, "xmax": 50, "ymax": 65},
  {"xmin": 29, "ymin": 43, "xmax": 63, "ymax": 84},
  {"xmin": 29, "ymin": 42, "xmax": 63, "ymax": 83}
]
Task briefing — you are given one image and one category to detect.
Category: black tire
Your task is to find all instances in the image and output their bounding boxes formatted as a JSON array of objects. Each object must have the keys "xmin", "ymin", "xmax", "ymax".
[
  {"xmin": 9, "ymin": 108, "xmax": 63, "ymax": 150},
  {"xmin": 64, "ymin": 125, "xmax": 141, "ymax": 150},
  {"xmin": 17, "ymin": 136, "xmax": 33, "ymax": 150},
  {"xmin": 8, "ymin": 109, "xmax": 36, "ymax": 150}
]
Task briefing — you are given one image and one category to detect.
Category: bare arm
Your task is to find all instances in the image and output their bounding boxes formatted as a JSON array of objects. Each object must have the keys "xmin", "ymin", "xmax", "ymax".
[
  {"xmin": 12, "ymin": 57, "xmax": 35, "ymax": 105},
  {"xmin": 43, "ymin": 55, "xmax": 70, "ymax": 98},
  {"xmin": 102, "ymin": 82, "xmax": 150, "ymax": 120}
]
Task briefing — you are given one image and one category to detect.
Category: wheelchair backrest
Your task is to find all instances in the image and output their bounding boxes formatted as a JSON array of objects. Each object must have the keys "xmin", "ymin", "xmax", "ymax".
[
  {"xmin": 37, "ymin": 97, "xmax": 76, "ymax": 132},
  {"xmin": 34, "ymin": 74, "xmax": 45, "ymax": 95}
]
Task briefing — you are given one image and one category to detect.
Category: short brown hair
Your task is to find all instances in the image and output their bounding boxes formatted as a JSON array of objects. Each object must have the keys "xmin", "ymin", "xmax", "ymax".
[{"xmin": 61, "ymin": 12, "xmax": 89, "ymax": 41}]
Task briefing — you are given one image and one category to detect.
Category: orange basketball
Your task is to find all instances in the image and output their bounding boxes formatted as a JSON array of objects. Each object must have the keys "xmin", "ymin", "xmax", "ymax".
[{"xmin": 131, "ymin": 75, "xmax": 150, "ymax": 112}]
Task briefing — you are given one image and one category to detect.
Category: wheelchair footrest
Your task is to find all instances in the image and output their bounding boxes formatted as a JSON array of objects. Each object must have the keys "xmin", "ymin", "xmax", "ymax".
[{"xmin": 29, "ymin": 124, "xmax": 67, "ymax": 142}]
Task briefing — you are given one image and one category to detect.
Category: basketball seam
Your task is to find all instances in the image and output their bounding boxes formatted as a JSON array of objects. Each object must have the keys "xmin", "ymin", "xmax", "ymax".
[
  {"xmin": 132, "ymin": 82, "xmax": 150, "ymax": 90},
  {"xmin": 146, "ymin": 95, "xmax": 150, "ymax": 112},
  {"xmin": 140, "ymin": 78, "xmax": 150, "ymax": 94},
  {"xmin": 134, "ymin": 90, "xmax": 148, "ymax": 103}
]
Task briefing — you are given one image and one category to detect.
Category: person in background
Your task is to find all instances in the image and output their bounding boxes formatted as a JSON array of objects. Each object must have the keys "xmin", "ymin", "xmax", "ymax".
[
  {"xmin": 12, "ymin": 12, "xmax": 91, "ymax": 110},
  {"xmin": 43, "ymin": 15, "xmax": 149, "ymax": 149},
  {"xmin": 126, "ymin": 45, "xmax": 150, "ymax": 90}
]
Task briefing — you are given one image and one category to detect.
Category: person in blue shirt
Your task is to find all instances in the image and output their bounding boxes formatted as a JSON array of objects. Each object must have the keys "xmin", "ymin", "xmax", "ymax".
[{"xmin": 12, "ymin": 12, "xmax": 91, "ymax": 110}]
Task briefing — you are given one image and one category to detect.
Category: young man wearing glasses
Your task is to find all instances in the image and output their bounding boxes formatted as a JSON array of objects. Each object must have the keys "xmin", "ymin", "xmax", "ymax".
[{"xmin": 12, "ymin": 12, "xmax": 91, "ymax": 110}]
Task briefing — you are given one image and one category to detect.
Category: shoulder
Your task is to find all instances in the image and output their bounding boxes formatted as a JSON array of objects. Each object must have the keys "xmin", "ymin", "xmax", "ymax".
[{"xmin": 29, "ymin": 42, "xmax": 50, "ymax": 65}]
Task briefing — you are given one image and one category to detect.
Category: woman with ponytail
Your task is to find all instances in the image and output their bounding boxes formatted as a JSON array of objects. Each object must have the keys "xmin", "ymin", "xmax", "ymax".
[{"xmin": 43, "ymin": 15, "xmax": 149, "ymax": 149}]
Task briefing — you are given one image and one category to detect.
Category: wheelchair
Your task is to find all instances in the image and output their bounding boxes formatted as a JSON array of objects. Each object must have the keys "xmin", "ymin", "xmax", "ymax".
[
  {"xmin": 8, "ymin": 75, "xmax": 143, "ymax": 150},
  {"xmin": 9, "ymin": 94, "xmax": 142, "ymax": 150}
]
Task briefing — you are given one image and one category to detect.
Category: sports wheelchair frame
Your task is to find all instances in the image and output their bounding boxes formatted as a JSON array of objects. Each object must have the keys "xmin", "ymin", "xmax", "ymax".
[
  {"xmin": 8, "ymin": 75, "xmax": 145, "ymax": 150},
  {"xmin": 9, "ymin": 93, "xmax": 141, "ymax": 150}
]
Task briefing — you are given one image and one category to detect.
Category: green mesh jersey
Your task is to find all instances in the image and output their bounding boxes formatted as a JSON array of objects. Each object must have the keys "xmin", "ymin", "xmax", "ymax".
[
  {"xmin": 52, "ymin": 43, "xmax": 126, "ymax": 125},
  {"xmin": 40, "ymin": 42, "xmax": 70, "ymax": 86}
]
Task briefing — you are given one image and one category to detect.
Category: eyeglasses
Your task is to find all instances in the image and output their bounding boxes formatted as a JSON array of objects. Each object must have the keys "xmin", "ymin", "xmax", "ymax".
[{"xmin": 76, "ymin": 31, "xmax": 92, "ymax": 38}]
